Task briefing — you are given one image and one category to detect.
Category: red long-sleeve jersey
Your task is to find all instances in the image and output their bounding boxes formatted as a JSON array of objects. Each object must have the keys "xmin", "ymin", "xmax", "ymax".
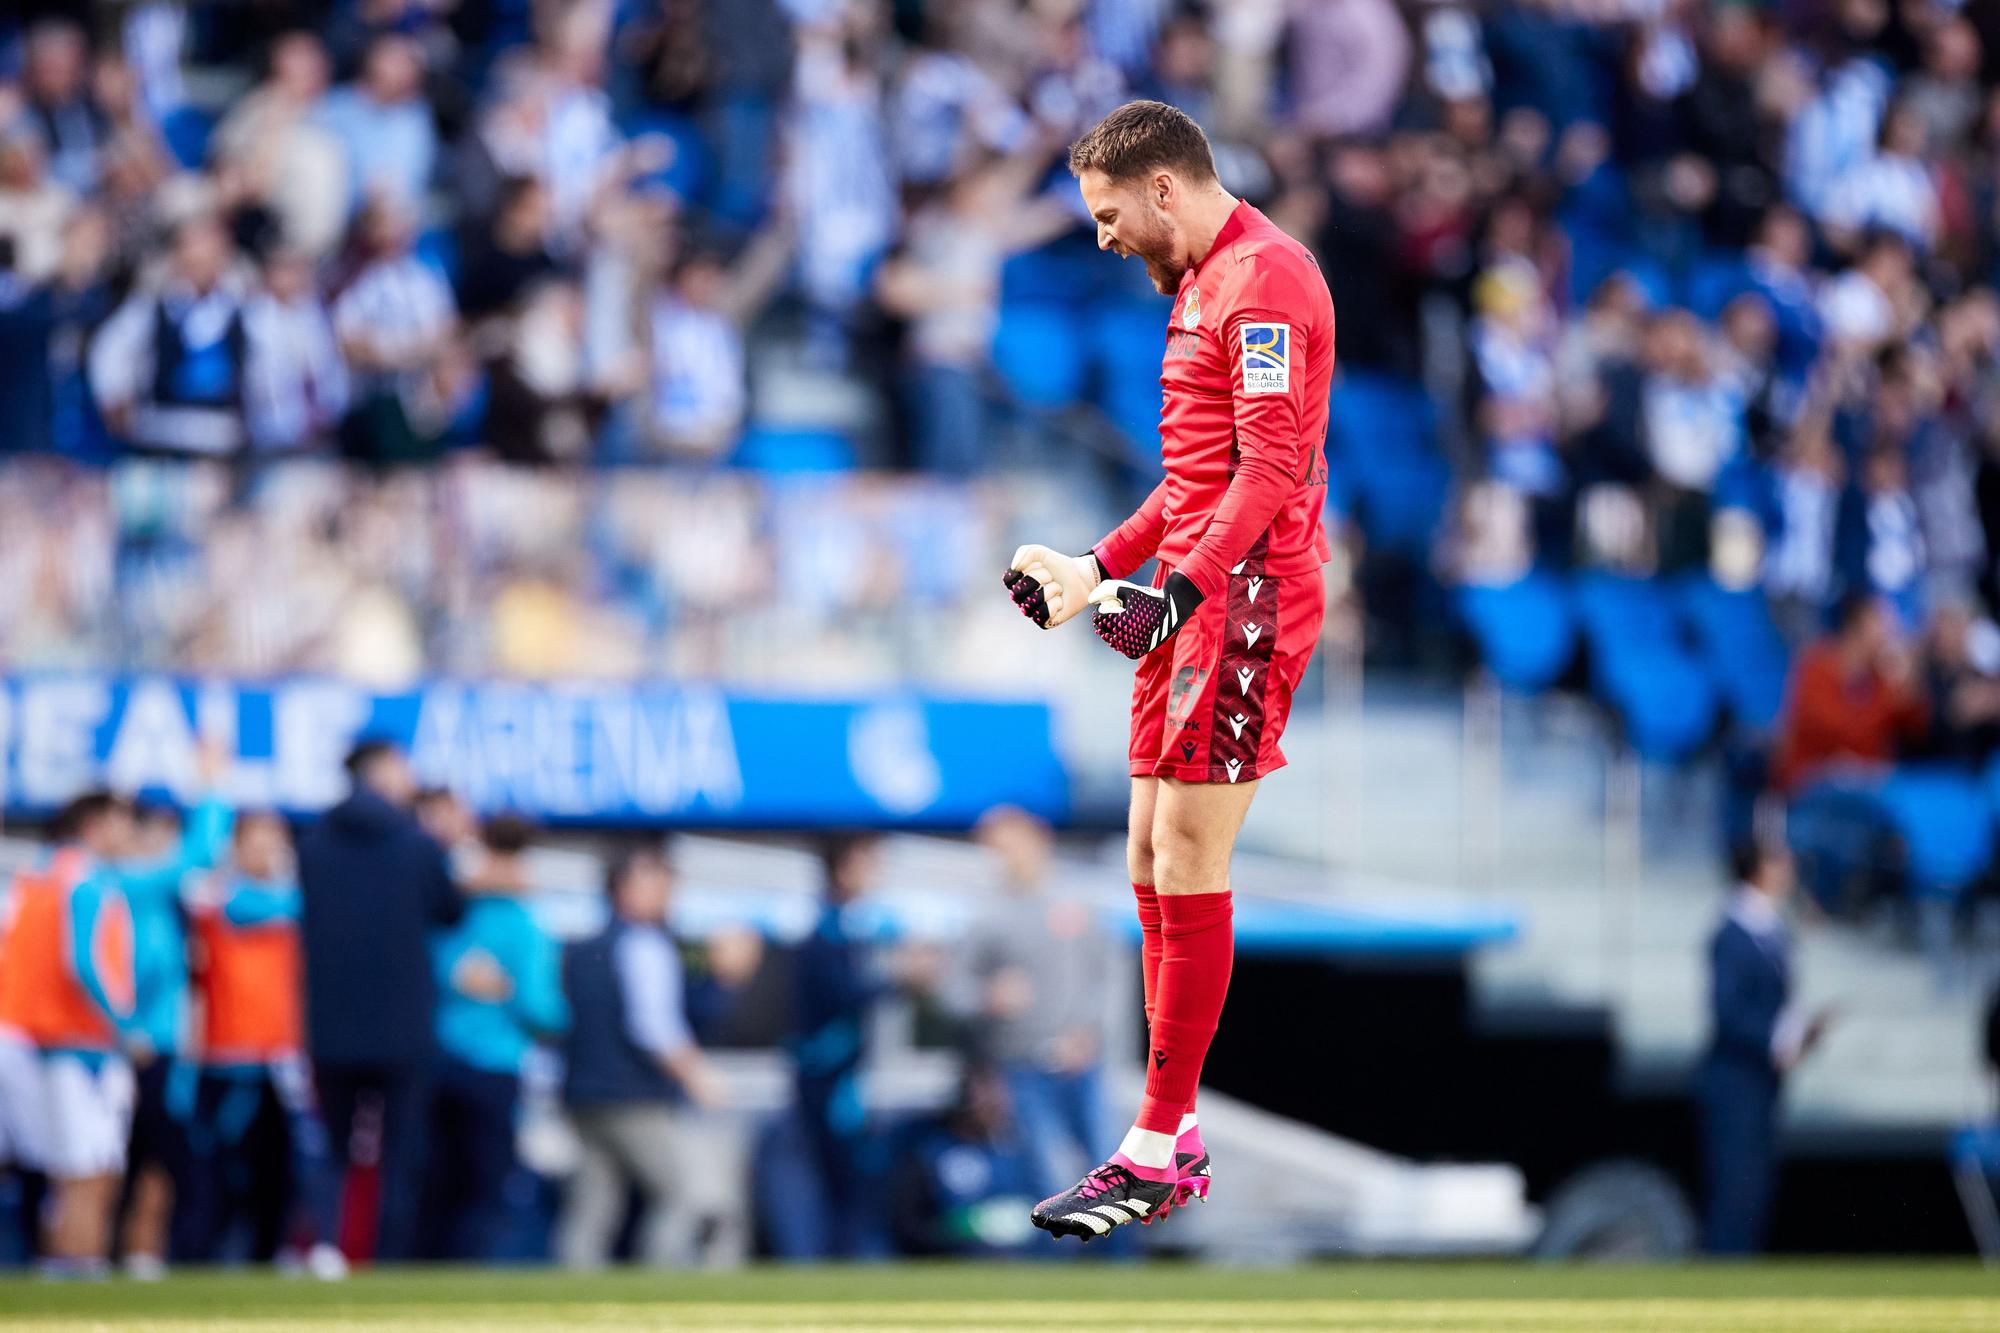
[{"xmin": 1092, "ymin": 201, "xmax": 1334, "ymax": 602}]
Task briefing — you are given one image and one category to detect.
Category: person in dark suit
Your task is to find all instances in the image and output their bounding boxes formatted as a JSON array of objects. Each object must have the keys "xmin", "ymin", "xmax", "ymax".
[
  {"xmin": 296, "ymin": 740, "xmax": 463, "ymax": 1262},
  {"xmin": 1696, "ymin": 840, "xmax": 1833, "ymax": 1254}
]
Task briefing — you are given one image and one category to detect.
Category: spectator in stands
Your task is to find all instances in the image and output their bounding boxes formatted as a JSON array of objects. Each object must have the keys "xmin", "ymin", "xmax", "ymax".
[
  {"xmin": 1773, "ymin": 592, "xmax": 1929, "ymax": 793},
  {"xmin": 1785, "ymin": 49, "xmax": 1894, "ymax": 231},
  {"xmin": 524, "ymin": 4, "xmax": 626, "ymax": 248},
  {"xmin": 875, "ymin": 149, "xmax": 1067, "ymax": 473},
  {"xmin": 1470, "ymin": 259, "xmax": 1562, "ymax": 507},
  {"xmin": 1819, "ymin": 232, "xmax": 1919, "ymax": 357},
  {"xmin": 1835, "ymin": 444, "xmax": 1928, "ymax": 625},
  {"xmin": 0, "ymin": 235, "xmax": 56, "ymax": 457},
  {"xmin": 332, "ymin": 196, "xmax": 465, "ymax": 463},
  {"xmin": 1289, "ymin": 0, "xmax": 1409, "ymax": 140},
  {"xmin": 1821, "ymin": 100, "xmax": 1940, "ymax": 255},
  {"xmin": 314, "ymin": 34, "xmax": 437, "ymax": 215},
  {"xmin": 422, "ymin": 814, "xmax": 567, "ymax": 1261},
  {"xmin": 485, "ymin": 276, "xmax": 597, "ymax": 464},
  {"xmin": 296, "ymin": 739, "xmax": 463, "ymax": 1263},
  {"xmin": 557, "ymin": 843, "xmax": 734, "ymax": 1270},
  {"xmin": 180, "ymin": 810, "xmax": 344, "ymax": 1278},
  {"xmin": 643, "ymin": 225, "xmax": 790, "ymax": 459},
  {"xmin": 456, "ymin": 175, "xmax": 560, "ymax": 324},
  {"xmin": 1643, "ymin": 309, "xmax": 1745, "ymax": 571},
  {"xmin": 21, "ymin": 18, "xmax": 107, "ymax": 197},
  {"xmin": 212, "ymin": 30, "xmax": 347, "ymax": 260},
  {"xmin": 1315, "ymin": 141, "xmax": 1421, "ymax": 381},
  {"xmin": 88, "ymin": 214, "xmax": 260, "ymax": 457},
  {"xmin": 958, "ymin": 807, "xmax": 1113, "ymax": 1201},
  {"xmin": 1742, "ymin": 205, "xmax": 1822, "ymax": 387},
  {"xmin": 785, "ymin": 17, "xmax": 897, "ymax": 364},
  {"xmin": 1918, "ymin": 599, "xmax": 2000, "ymax": 765},
  {"xmin": 1697, "ymin": 840, "xmax": 1831, "ymax": 1254},
  {"xmin": 1923, "ymin": 20, "xmax": 1986, "ymax": 149},
  {"xmin": 244, "ymin": 248, "xmax": 349, "ymax": 453},
  {"xmin": 1765, "ymin": 422, "xmax": 1846, "ymax": 645},
  {"xmin": 0, "ymin": 119, "xmax": 76, "ymax": 286}
]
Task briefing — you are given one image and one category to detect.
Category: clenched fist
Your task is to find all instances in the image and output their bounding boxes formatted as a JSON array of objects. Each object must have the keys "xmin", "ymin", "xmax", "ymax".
[{"xmin": 1002, "ymin": 545, "xmax": 1102, "ymax": 630}]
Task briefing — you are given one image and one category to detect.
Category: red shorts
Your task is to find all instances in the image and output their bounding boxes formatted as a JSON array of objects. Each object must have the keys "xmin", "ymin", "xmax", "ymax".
[{"xmin": 1128, "ymin": 566, "xmax": 1325, "ymax": 783}]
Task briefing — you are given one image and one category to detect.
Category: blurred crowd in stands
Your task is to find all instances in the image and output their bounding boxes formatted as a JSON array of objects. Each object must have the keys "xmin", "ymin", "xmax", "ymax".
[
  {"xmin": 0, "ymin": 739, "xmax": 1120, "ymax": 1272},
  {"xmin": 9, "ymin": 1, "xmax": 2000, "ymax": 895},
  {"xmin": 0, "ymin": 458, "xmax": 1092, "ymax": 688}
]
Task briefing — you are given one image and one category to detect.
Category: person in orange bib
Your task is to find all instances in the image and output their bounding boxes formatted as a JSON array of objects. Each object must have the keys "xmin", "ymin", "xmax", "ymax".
[
  {"xmin": 0, "ymin": 791, "xmax": 142, "ymax": 1277},
  {"xmin": 180, "ymin": 810, "xmax": 344, "ymax": 1278}
]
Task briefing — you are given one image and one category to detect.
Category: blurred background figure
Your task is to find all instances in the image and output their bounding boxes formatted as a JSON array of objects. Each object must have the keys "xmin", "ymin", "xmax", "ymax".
[
  {"xmin": 1776, "ymin": 595, "xmax": 1930, "ymax": 912},
  {"xmin": 1696, "ymin": 840, "xmax": 1832, "ymax": 1255},
  {"xmin": 332, "ymin": 197, "xmax": 465, "ymax": 464},
  {"xmin": 87, "ymin": 214, "xmax": 259, "ymax": 457},
  {"xmin": 114, "ymin": 747, "xmax": 232, "ymax": 1281},
  {"xmin": 421, "ymin": 814, "xmax": 567, "ymax": 1263},
  {"xmin": 297, "ymin": 741, "xmax": 461, "ymax": 1263},
  {"xmin": 960, "ymin": 807, "xmax": 1113, "ymax": 1201},
  {"xmin": 181, "ymin": 809, "xmax": 342, "ymax": 1278},
  {"xmin": 783, "ymin": 834, "xmax": 894, "ymax": 1260},
  {"xmin": 557, "ymin": 842, "xmax": 733, "ymax": 1270},
  {"xmin": 0, "ymin": 791, "xmax": 139, "ymax": 1278},
  {"xmin": 887, "ymin": 1064, "xmax": 1040, "ymax": 1257}
]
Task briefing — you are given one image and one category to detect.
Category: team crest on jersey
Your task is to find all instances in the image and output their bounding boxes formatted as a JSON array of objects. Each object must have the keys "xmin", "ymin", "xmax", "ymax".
[
  {"xmin": 1180, "ymin": 288, "xmax": 1201, "ymax": 331},
  {"xmin": 1241, "ymin": 323, "xmax": 1291, "ymax": 395}
]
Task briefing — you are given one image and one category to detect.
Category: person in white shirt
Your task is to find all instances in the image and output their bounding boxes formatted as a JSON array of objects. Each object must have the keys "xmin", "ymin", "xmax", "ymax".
[
  {"xmin": 332, "ymin": 198, "xmax": 464, "ymax": 461},
  {"xmin": 88, "ymin": 214, "xmax": 260, "ymax": 456},
  {"xmin": 1820, "ymin": 100, "xmax": 1939, "ymax": 254},
  {"xmin": 244, "ymin": 249, "xmax": 349, "ymax": 453}
]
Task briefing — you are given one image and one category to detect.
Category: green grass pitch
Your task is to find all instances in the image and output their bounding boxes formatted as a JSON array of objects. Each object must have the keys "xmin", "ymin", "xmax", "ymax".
[{"xmin": 0, "ymin": 1261, "xmax": 1995, "ymax": 1330}]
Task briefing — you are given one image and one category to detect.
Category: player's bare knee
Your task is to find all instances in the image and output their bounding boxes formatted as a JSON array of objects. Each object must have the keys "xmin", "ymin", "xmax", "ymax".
[
  {"xmin": 1127, "ymin": 829, "xmax": 1155, "ymax": 886},
  {"xmin": 1150, "ymin": 824, "xmax": 1217, "ymax": 893}
]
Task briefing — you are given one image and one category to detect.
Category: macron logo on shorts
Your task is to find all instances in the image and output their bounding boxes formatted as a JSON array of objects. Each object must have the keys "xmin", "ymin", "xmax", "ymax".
[{"xmin": 1241, "ymin": 323, "xmax": 1291, "ymax": 395}]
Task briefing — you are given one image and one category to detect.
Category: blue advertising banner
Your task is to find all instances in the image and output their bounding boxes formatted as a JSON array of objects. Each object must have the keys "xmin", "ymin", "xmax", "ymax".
[{"xmin": 0, "ymin": 676, "xmax": 1068, "ymax": 827}]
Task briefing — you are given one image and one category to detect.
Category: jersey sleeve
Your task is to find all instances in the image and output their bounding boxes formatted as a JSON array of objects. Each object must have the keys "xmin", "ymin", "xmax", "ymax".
[
  {"xmin": 1093, "ymin": 480, "xmax": 1169, "ymax": 580},
  {"xmin": 223, "ymin": 880, "xmax": 301, "ymax": 927},
  {"xmin": 66, "ymin": 875, "xmax": 136, "ymax": 1035},
  {"xmin": 1176, "ymin": 257, "xmax": 1319, "ymax": 601}
]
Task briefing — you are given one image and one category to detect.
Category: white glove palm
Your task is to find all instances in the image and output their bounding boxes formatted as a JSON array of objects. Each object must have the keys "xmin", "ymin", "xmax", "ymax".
[{"xmin": 1003, "ymin": 545, "xmax": 1101, "ymax": 629}]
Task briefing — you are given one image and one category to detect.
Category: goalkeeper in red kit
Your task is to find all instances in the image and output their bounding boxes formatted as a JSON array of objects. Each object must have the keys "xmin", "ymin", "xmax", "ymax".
[{"xmin": 1002, "ymin": 101, "xmax": 1334, "ymax": 1240}]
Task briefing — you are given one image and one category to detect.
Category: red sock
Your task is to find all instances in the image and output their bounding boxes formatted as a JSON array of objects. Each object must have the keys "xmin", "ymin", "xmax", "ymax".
[
  {"xmin": 1133, "ymin": 882, "xmax": 1162, "ymax": 1030},
  {"xmin": 1136, "ymin": 890, "xmax": 1233, "ymax": 1135}
]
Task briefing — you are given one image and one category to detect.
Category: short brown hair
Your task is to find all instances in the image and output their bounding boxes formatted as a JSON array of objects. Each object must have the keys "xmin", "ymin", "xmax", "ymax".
[{"xmin": 1068, "ymin": 100, "xmax": 1217, "ymax": 186}]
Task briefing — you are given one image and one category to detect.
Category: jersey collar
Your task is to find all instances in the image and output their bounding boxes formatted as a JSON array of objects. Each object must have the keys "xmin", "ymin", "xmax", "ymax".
[{"xmin": 1188, "ymin": 199, "xmax": 1255, "ymax": 285}]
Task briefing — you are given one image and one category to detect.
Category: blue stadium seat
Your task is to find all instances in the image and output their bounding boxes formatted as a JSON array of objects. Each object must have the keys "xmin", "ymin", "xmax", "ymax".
[
  {"xmin": 1677, "ymin": 576, "xmax": 1789, "ymax": 730},
  {"xmin": 1686, "ymin": 251, "xmax": 1753, "ymax": 319},
  {"xmin": 1327, "ymin": 370, "xmax": 1448, "ymax": 558},
  {"xmin": 1567, "ymin": 234, "xmax": 1670, "ymax": 309},
  {"xmin": 161, "ymin": 105, "xmax": 213, "ymax": 170},
  {"xmin": 1574, "ymin": 573, "xmax": 1718, "ymax": 759},
  {"xmin": 1456, "ymin": 573, "xmax": 1576, "ymax": 694},
  {"xmin": 1876, "ymin": 765, "xmax": 1993, "ymax": 901},
  {"xmin": 1001, "ymin": 243, "xmax": 1094, "ymax": 305},
  {"xmin": 416, "ymin": 227, "xmax": 460, "ymax": 286},
  {"xmin": 992, "ymin": 302, "xmax": 1086, "ymax": 408},
  {"xmin": 1094, "ymin": 298, "xmax": 1167, "ymax": 454},
  {"xmin": 731, "ymin": 426, "xmax": 856, "ymax": 472},
  {"xmin": 618, "ymin": 109, "xmax": 714, "ymax": 203}
]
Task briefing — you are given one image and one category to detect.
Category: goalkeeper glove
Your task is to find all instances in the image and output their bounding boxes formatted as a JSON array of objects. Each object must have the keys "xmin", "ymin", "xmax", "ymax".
[
  {"xmin": 1003, "ymin": 545, "xmax": 1102, "ymax": 629},
  {"xmin": 1087, "ymin": 571, "xmax": 1205, "ymax": 659}
]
